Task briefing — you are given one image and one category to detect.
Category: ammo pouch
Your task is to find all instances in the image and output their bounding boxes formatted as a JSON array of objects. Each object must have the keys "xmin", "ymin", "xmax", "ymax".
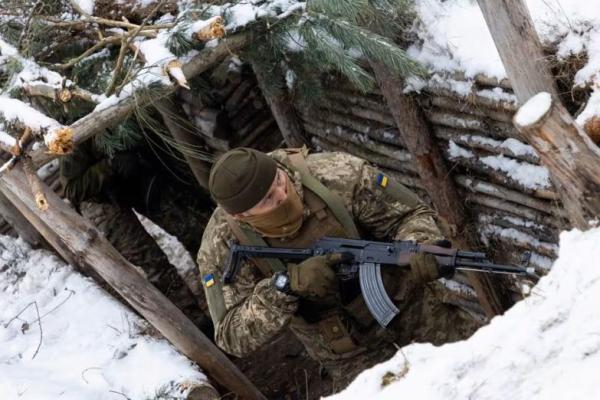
[{"xmin": 317, "ymin": 314, "xmax": 361, "ymax": 355}]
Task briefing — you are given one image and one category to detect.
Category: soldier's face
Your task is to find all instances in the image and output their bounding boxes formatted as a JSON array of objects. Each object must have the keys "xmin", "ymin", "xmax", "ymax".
[{"xmin": 240, "ymin": 169, "xmax": 289, "ymax": 217}]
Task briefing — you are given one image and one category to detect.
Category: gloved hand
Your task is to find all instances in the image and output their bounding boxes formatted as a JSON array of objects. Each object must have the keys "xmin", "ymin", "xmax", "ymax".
[
  {"xmin": 409, "ymin": 253, "xmax": 441, "ymax": 285},
  {"xmin": 287, "ymin": 253, "xmax": 349, "ymax": 298}
]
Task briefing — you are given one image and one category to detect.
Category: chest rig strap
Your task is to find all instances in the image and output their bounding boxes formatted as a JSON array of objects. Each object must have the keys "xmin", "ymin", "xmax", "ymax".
[{"xmin": 285, "ymin": 148, "xmax": 360, "ymax": 240}]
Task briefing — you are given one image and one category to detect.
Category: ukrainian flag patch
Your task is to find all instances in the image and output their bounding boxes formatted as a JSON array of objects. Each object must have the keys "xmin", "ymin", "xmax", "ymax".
[
  {"xmin": 202, "ymin": 273, "xmax": 215, "ymax": 288},
  {"xmin": 376, "ymin": 173, "xmax": 389, "ymax": 188}
]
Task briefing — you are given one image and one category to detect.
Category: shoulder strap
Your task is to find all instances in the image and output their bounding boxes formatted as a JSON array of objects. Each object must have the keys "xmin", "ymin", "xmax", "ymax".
[
  {"xmin": 225, "ymin": 214, "xmax": 286, "ymax": 276},
  {"xmin": 286, "ymin": 148, "xmax": 360, "ymax": 239}
]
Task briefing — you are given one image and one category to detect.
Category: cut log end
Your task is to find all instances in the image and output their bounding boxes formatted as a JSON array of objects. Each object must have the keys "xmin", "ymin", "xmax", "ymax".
[
  {"xmin": 46, "ymin": 127, "xmax": 74, "ymax": 155},
  {"xmin": 58, "ymin": 89, "xmax": 73, "ymax": 103},
  {"xmin": 165, "ymin": 60, "xmax": 191, "ymax": 90},
  {"xmin": 35, "ymin": 193, "xmax": 49, "ymax": 211},
  {"xmin": 195, "ymin": 16, "xmax": 225, "ymax": 42},
  {"xmin": 583, "ymin": 116, "xmax": 600, "ymax": 146},
  {"xmin": 514, "ymin": 92, "xmax": 552, "ymax": 129}
]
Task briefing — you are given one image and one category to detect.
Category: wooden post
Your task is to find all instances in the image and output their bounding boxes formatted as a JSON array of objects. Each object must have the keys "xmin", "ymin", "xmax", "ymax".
[
  {"xmin": 513, "ymin": 93, "xmax": 600, "ymax": 228},
  {"xmin": 477, "ymin": 0, "xmax": 600, "ymax": 228},
  {"xmin": 476, "ymin": 0, "xmax": 559, "ymax": 101},
  {"xmin": 370, "ymin": 60, "xmax": 514, "ymax": 316},
  {"xmin": 155, "ymin": 98, "xmax": 212, "ymax": 189},
  {"xmin": 0, "ymin": 166, "xmax": 265, "ymax": 400},
  {"xmin": 250, "ymin": 60, "xmax": 306, "ymax": 147}
]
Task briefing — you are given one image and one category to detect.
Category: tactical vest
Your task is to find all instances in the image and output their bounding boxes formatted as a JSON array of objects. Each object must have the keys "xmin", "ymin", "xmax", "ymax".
[{"xmin": 226, "ymin": 148, "xmax": 380, "ymax": 356}]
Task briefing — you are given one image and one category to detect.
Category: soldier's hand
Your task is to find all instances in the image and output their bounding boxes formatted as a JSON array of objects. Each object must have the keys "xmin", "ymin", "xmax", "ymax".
[
  {"xmin": 409, "ymin": 253, "xmax": 442, "ymax": 285},
  {"xmin": 288, "ymin": 253, "xmax": 348, "ymax": 298}
]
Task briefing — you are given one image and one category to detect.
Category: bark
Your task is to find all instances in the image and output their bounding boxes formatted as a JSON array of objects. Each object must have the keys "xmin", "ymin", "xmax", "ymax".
[
  {"xmin": 426, "ymin": 109, "xmax": 519, "ymax": 140},
  {"xmin": 477, "ymin": 0, "xmax": 600, "ymax": 228},
  {"xmin": 30, "ymin": 33, "xmax": 251, "ymax": 167},
  {"xmin": 0, "ymin": 165, "xmax": 265, "ymax": 400},
  {"xmin": 318, "ymin": 96, "xmax": 396, "ymax": 126},
  {"xmin": 424, "ymin": 82, "xmax": 518, "ymax": 114},
  {"xmin": 425, "ymin": 95, "xmax": 514, "ymax": 124},
  {"xmin": 0, "ymin": 192, "xmax": 44, "ymax": 246},
  {"xmin": 513, "ymin": 96, "xmax": 600, "ymax": 228},
  {"xmin": 370, "ymin": 60, "xmax": 514, "ymax": 317},
  {"xmin": 454, "ymin": 175, "xmax": 559, "ymax": 216},
  {"xmin": 155, "ymin": 99, "xmax": 211, "ymax": 189},
  {"xmin": 304, "ymin": 115, "xmax": 404, "ymax": 147},
  {"xmin": 250, "ymin": 61, "xmax": 306, "ymax": 147},
  {"xmin": 433, "ymin": 126, "xmax": 539, "ymax": 164},
  {"xmin": 476, "ymin": 0, "xmax": 559, "ymax": 102}
]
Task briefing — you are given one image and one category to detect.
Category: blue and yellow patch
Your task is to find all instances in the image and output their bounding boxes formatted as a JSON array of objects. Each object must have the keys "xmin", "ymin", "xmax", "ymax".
[
  {"xmin": 376, "ymin": 173, "xmax": 389, "ymax": 188},
  {"xmin": 202, "ymin": 273, "xmax": 215, "ymax": 288}
]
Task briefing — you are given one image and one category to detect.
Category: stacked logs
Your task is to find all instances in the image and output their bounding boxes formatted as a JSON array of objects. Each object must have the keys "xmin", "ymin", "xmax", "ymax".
[{"xmin": 295, "ymin": 76, "xmax": 564, "ymax": 276}]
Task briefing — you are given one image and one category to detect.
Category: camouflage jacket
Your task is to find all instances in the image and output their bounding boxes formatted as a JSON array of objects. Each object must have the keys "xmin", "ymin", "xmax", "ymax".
[{"xmin": 197, "ymin": 151, "xmax": 444, "ymax": 359}]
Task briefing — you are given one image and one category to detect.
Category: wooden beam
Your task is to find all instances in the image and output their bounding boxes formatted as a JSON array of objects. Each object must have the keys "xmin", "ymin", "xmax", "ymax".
[
  {"xmin": 250, "ymin": 60, "xmax": 306, "ymax": 147},
  {"xmin": 0, "ymin": 166, "xmax": 265, "ymax": 400}
]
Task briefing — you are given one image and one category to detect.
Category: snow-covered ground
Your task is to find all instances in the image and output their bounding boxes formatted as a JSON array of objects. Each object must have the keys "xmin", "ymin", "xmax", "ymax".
[
  {"xmin": 0, "ymin": 235, "xmax": 205, "ymax": 400},
  {"xmin": 329, "ymin": 226, "xmax": 600, "ymax": 400}
]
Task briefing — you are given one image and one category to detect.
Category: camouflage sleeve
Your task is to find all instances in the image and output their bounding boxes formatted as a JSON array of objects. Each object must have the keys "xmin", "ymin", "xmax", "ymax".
[
  {"xmin": 197, "ymin": 210, "xmax": 298, "ymax": 357},
  {"xmin": 352, "ymin": 165, "xmax": 444, "ymax": 243},
  {"xmin": 60, "ymin": 142, "xmax": 111, "ymax": 207}
]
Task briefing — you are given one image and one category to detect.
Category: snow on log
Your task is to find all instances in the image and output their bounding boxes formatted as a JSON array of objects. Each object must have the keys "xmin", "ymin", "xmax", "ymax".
[{"xmin": 0, "ymin": 97, "xmax": 73, "ymax": 155}]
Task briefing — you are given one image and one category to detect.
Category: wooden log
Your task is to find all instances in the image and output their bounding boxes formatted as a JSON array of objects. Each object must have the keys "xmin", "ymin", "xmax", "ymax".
[
  {"xmin": 513, "ymin": 94, "xmax": 600, "ymax": 228},
  {"xmin": 300, "ymin": 108, "xmax": 405, "ymax": 147},
  {"xmin": 426, "ymin": 109, "xmax": 520, "ymax": 139},
  {"xmin": 441, "ymin": 141, "xmax": 556, "ymax": 200},
  {"xmin": 478, "ymin": 1, "xmax": 600, "ymax": 229},
  {"xmin": 318, "ymin": 96, "xmax": 396, "ymax": 126},
  {"xmin": 476, "ymin": 0, "xmax": 559, "ymax": 103},
  {"xmin": 30, "ymin": 33, "xmax": 251, "ymax": 167},
  {"xmin": 238, "ymin": 118, "xmax": 276, "ymax": 148},
  {"xmin": 449, "ymin": 71, "xmax": 513, "ymax": 91},
  {"xmin": 454, "ymin": 175, "xmax": 559, "ymax": 216},
  {"xmin": 465, "ymin": 193, "xmax": 564, "ymax": 228},
  {"xmin": 155, "ymin": 99, "xmax": 211, "ymax": 189},
  {"xmin": 0, "ymin": 192, "xmax": 44, "ymax": 246},
  {"xmin": 0, "ymin": 166, "xmax": 265, "ymax": 400},
  {"xmin": 307, "ymin": 129, "xmax": 418, "ymax": 174},
  {"xmin": 303, "ymin": 120, "xmax": 411, "ymax": 162},
  {"xmin": 424, "ymin": 95, "xmax": 514, "ymax": 124},
  {"xmin": 479, "ymin": 223, "xmax": 558, "ymax": 258},
  {"xmin": 371, "ymin": 59, "xmax": 515, "ymax": 317},
  {"xmin": 325, "ymin": 89, "xmax": 391, "ymax": 116},
  {"xmin": 250, "ymin": 60, "xmax": 306, "ymax": 147},
  {"xmin": 433, "ymin": 126, "xmax": 540, "ymax": 164},
  {"xmin": 424, "ymin": 81, "xmax": 518, "ymax": 113},
  {"xmin": 476, "ymin": 211, "xmax": 558, "ymax": 244},
  {"xmin": 224, "ymin": 80, "xmax": 254, "ymax": 113}
]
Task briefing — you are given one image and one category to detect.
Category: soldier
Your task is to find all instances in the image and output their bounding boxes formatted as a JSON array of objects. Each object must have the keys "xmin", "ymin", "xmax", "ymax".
[{"xmin": 197, "ymin": 147, "xmax": 482, "ymax": 390}]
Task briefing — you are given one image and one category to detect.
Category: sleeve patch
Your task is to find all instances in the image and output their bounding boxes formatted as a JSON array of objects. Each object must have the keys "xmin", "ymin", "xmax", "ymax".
[
  {"xmin": 202, "ymin": 273, "xmax": 215, "ymax": 288},
  {"xmin": 376, "ymin": 173, "xmax": 389, "ymax": 188}
]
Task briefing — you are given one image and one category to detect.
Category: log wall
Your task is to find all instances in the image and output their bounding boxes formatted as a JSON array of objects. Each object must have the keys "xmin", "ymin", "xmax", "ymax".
[{"xmin": 295, "ymin": 75, "xmax": 564, "ymax": 275}]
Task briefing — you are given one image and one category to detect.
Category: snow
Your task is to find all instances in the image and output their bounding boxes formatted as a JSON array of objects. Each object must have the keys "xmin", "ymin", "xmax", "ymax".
[
  {"xmin": 330, "ymin": 227, "xmax": 600, "ymax": 400},
  {"xmin": 0, "ymin": 235, "xmax": 205, "ymax": 400},
  {"xmin": 0, "ymin": 97, "xmax": 63, "ymax": 134},
  {"xmin": 481, "ymin": 154, "xmax": 550, "ymax": 190},
  {"xmin": 514, "ymin": 92, "xmax": 553, "ymax": 127},
  {"xmin": 73, "ymin": 0, "xmax": 95, "ymax": 15},
  {"xmin": 447, "ymin": 140, "xmax": 474, "ymax": 159},
  {"xmin": 410, "ymin": 0, "xmax": 600, "ymax": 83}
]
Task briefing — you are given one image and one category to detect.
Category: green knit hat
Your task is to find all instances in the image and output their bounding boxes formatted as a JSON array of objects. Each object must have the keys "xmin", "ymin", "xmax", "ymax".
[{"xmin": 209, "ymin": 148, "xmax": 277, "ymax": 214}]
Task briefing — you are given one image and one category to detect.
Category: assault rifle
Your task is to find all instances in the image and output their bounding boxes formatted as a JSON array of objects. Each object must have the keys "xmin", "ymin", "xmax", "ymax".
[{"xmin": 223, "ymin": 237, "xmax": 536, "ymax": 327}]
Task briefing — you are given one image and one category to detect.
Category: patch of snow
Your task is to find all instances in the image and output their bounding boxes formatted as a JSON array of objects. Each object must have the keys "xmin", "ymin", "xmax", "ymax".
[
  {"xmin": 514, "ymin": 92, "xmax": 552, "ymax": 127},
  {"xmin": 480, "ymin": 154, "xmax": 550, "ymax": 190},
  {"xmin": 447, "ymin": 140, "xmax": 474, "ymax": 159},
  {"xmin": 73, "ymin": 0, "xmax": 95, "ymax": 15},
  {"xmin": 0, "ymin": 235, "xmax": 205, "ymax": 400},
  {"xmin": 576, "ymin": 88, "xmax": 600, "ymax": 126},
  {"xmin": 330, "ymin": 227, "xmax": 600, "ymax": 400}
]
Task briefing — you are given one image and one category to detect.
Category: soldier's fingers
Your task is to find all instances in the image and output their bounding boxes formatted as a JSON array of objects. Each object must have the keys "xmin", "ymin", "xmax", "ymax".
[{"xmin": 324, "ymin": 252, "xmax": 354, "ymax": 265}]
